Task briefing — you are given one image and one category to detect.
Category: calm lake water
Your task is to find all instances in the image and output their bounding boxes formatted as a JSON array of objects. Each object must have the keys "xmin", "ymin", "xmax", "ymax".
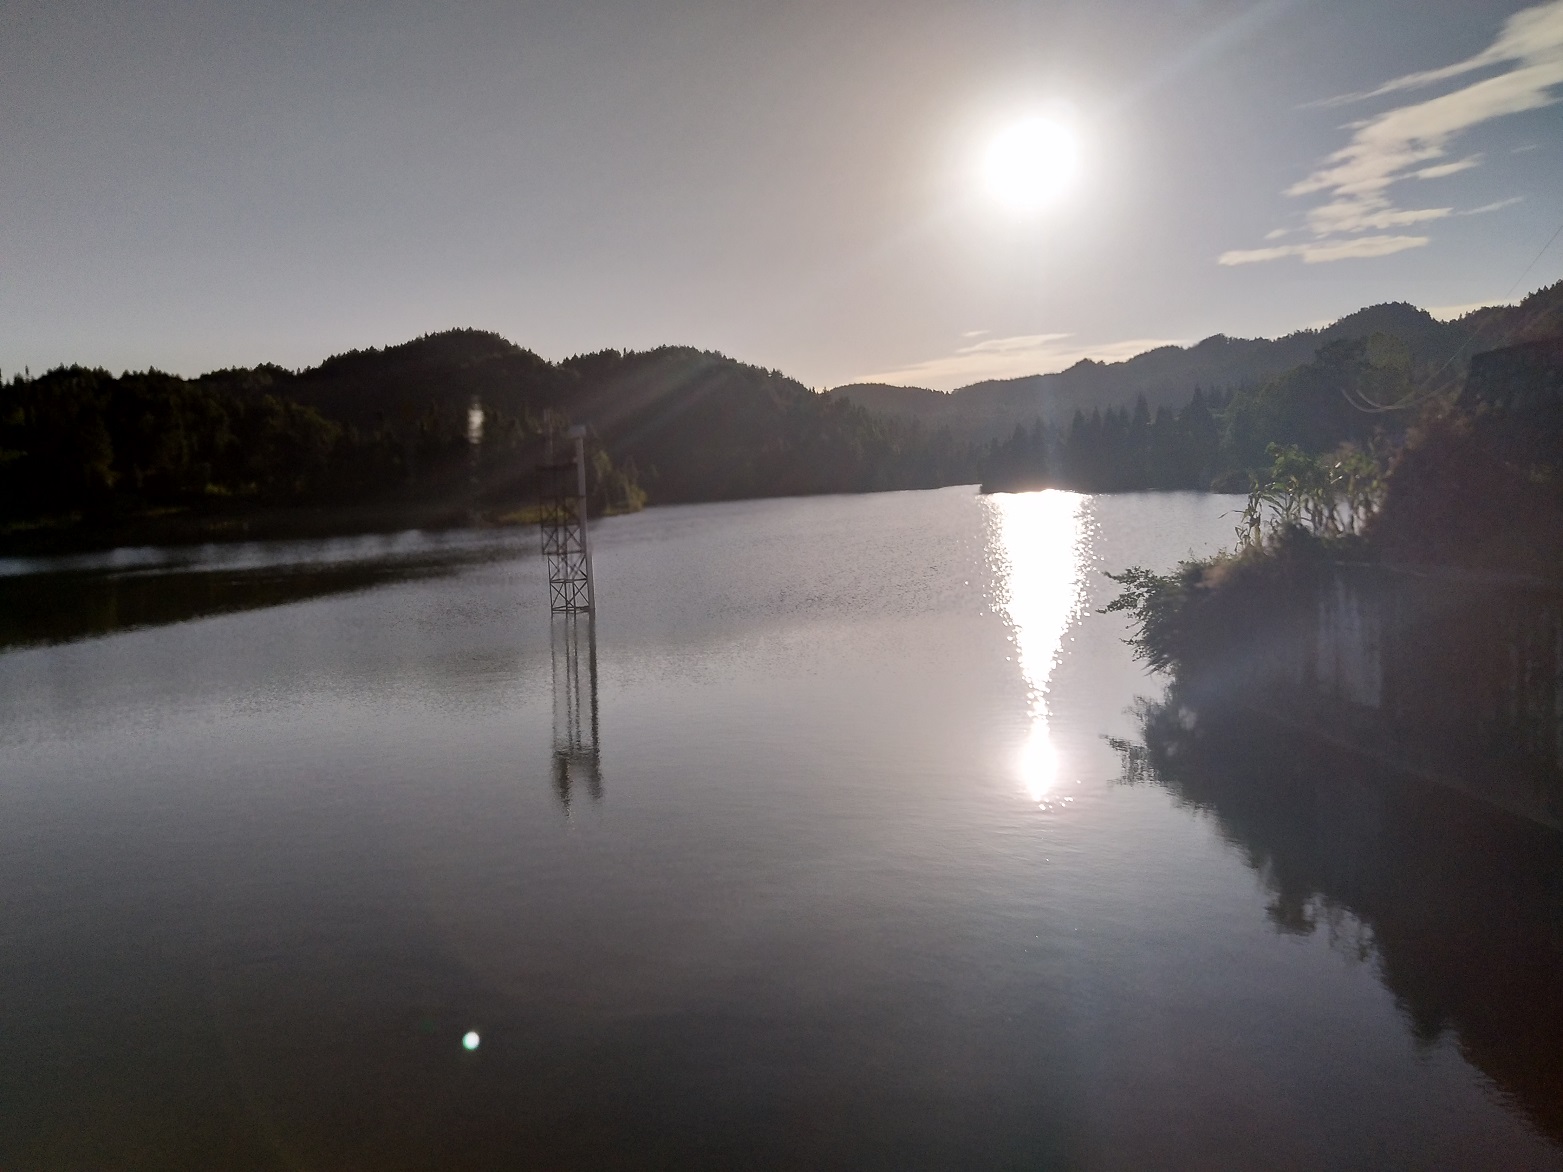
[{"xmin": 2, "ymin": 487, "xmax": 1560, "ymax": 1170}]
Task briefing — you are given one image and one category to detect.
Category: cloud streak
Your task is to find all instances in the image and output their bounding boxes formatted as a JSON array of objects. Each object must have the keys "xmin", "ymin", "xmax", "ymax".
[
  {"xmin": 1221, "ymin": 234, "xmax": 1430, "ymax": 266},
  {"xmin": 1221, "ymin": 0, "xmax": 1563, "ymax": 265},
  {"xmin": 851, "ymin": 333, "xmax": 1181, "ymax": 391}
]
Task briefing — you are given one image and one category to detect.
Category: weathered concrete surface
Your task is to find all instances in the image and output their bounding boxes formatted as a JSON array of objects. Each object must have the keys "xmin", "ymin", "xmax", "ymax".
[{"xmin": 1234, "ymin": 564, "xmax": 1563, "ymax": 830}]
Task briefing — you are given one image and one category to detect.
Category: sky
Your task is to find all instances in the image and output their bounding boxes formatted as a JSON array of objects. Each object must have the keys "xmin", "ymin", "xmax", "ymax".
[{"xmin": 3, "ymin": 0, "xmax": 1562, "ymax": 390}]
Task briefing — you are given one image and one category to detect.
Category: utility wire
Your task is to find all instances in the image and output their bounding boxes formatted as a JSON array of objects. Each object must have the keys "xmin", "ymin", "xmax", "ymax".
[{"xmin": 1342, "ymin": 212, "xmax": 1563, "ymax": 414}]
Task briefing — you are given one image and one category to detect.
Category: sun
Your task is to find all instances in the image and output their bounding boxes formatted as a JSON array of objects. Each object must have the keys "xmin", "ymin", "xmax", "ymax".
[{"xmin": 983, "ymin": 116, "xmax": 1080, "ymax": 212}]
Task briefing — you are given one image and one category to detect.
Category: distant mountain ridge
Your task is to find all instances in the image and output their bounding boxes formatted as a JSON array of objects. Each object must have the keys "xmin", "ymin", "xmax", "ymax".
[
  {"xmin": 828, "ymin": 285, "xmax": 1563, "ymax": 443},
  {"xmin": 8, "ymin": 280, "xmax": 1562, "ymax": 554}
]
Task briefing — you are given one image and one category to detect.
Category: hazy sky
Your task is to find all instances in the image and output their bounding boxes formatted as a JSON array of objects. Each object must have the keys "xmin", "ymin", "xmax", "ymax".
[{"xmin": 4, "ymin": 0, "xmax": 1561, "ymax": 389}]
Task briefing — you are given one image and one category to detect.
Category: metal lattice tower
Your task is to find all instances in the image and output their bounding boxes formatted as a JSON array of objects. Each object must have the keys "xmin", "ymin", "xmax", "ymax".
[{"xmin": 538, "ymin": 425, "xmax": 595, "ymax": 614}]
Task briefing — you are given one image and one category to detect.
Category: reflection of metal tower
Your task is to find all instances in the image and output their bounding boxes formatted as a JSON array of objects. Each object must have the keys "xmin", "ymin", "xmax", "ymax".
[
  {"xmin": 551, "ymin": 614, "xmax": 601, "ymax": 809},
  {"xmin": 538, "ymin": 425, "xmax": 595, "ymax": 614}
]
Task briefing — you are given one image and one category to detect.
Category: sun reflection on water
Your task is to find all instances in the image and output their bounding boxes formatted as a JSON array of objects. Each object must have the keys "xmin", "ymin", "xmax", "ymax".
[{"xmin": 986, "ymin": 491, "xmax": 1090, "ymax": 804}]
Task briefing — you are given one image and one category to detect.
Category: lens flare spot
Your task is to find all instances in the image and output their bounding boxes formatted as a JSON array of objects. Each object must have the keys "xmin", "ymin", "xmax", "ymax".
[{"xmin": 462, "ymin": 1031, "xmax": 481, "ymax": 1051}]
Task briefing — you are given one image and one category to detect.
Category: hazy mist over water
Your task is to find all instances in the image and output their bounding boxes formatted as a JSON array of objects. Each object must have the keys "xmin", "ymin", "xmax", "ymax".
[{"xmin": 1, "ymin": 487, "xmax": 1559, "ymax": 1168}]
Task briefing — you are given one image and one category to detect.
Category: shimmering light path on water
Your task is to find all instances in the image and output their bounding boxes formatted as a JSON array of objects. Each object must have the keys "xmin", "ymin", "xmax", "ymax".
[
  {"xmin": 988, "ymin": 490, "xmax": 1090, "ymax": 805},
  {"xmin": 0, "ymin": 488, "xmax": 1558, "ymax": 1170}
]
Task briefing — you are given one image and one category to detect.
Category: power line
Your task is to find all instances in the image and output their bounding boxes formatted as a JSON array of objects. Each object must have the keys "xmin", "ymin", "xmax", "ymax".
[{"xmin": 1343, "ymin": 212, "xmax": 1563, "ymax": 414}]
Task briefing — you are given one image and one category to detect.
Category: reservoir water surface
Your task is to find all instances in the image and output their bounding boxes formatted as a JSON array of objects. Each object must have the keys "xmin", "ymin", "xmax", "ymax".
[{"xmin": 2, "ymin": 487, "xmax": 1559, "ymax": 1169}]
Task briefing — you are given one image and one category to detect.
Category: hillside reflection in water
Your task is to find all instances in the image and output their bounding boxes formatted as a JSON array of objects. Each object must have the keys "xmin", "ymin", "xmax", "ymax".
[
  {"xmin": 1117, "ymin": 690, "xmax": 1563, "ymax": 1147},
  {"xmin": 0, "ymin": 530, "xmax": 519, "ymax": 651}
]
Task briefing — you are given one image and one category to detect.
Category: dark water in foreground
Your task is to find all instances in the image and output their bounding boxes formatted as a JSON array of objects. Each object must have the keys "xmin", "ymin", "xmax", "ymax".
[{"xmin": 1, "ymin": 488, "xmax": 1559, "ymax": 1170}]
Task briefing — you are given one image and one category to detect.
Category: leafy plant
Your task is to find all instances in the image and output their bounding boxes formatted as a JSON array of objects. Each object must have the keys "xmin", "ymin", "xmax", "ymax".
[
  {"xmin": 1101, "ymin": 563, "xmax": 1201, "ymax": 673},
  {"xmin": 1237, "ymin": 442, "xmax": 1384, "ymax": 548}
]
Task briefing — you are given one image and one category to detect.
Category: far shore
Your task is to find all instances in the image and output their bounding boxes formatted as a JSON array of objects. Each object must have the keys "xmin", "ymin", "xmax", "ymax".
[{"xmin": 0, "ymin": 501, "xmax": 545, "ymax": 561}]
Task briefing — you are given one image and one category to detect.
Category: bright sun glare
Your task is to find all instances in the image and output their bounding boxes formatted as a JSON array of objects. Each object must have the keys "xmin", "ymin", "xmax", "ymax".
[
  {"xmin": 989, "ymin": 491, "xmax": 1088, "ymax": 804},
  {"xmin": 983, "ymin": 116, "xmax": 1080, "ymax": 212}
]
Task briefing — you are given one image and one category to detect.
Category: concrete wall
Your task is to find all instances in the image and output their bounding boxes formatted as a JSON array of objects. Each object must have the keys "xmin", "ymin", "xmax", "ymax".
[{"xmin": 1259, "ymin": 564, "xmax": 1563, "ymax": 828}]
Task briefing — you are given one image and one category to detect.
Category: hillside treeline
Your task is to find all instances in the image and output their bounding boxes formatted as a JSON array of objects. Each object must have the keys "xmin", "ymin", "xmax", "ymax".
[
  {"xmin": 5, "ymin": 281, "xmax": 1560, "ymax": 551},
  {"xmin": 0, "ymin": 363, "xmax": 565, "ymax": 529},
  {"xmin": 0, "ymin": 337, "xmax": 978, "ymax": 548},
  {"xmin": 981, "ymin": 334, "xmax": 1419, "ymax": 492},
  {"xmin": 982, "ymin": 388, "xmax": 1228, "ymax": 493},
  {"xmin": 837, "ymin": 280, "xmax": 1563, "ymax": 444},
  {"xmin": 975, "ymin": 280, "xmax": 1563, "ymax": 494}
]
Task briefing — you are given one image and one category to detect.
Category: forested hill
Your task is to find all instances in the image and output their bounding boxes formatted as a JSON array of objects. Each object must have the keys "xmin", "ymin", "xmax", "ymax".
[
  {"xmin": 830, "ymin": 283, "xmax": 1563, "ymax": 443},
  {"xmin": 0, "ymin": 335, "xmax": 976, "ymax": 550},
  {"xmin": 556, "ymin": 349, "xmax": 970, "ymax": 500},
  {"xmin": 274, "ymin": 335, "xmax": 972, "ymax": 500},
  {"xmin": 5, "ymin": 280, "xmax": 1561, "ymax": 552}
]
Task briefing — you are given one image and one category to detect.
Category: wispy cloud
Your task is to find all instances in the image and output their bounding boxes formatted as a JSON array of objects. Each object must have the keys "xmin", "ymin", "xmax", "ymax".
[
  {"xmin": 1307, "ymin": 3, "xmax": 1563, "ymax": 107},
  {"xmin": 1221, "ymin": 234, "xmax": 1430, "ymax": 266},
  {"xmin": 851, "ymin": 333, "xmax": 1181, "ymax": 391},
  {"xmin": 1221, "ymin": 0, "xmax": 1563, "ymax": 266},
  {"xmin": 1414, "ymin": 154, "xmax": 1483, "ymax": 179},
  {"xmin": 1462, "ymin": 196, "xmax": 1525, "ymax": 215}
]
